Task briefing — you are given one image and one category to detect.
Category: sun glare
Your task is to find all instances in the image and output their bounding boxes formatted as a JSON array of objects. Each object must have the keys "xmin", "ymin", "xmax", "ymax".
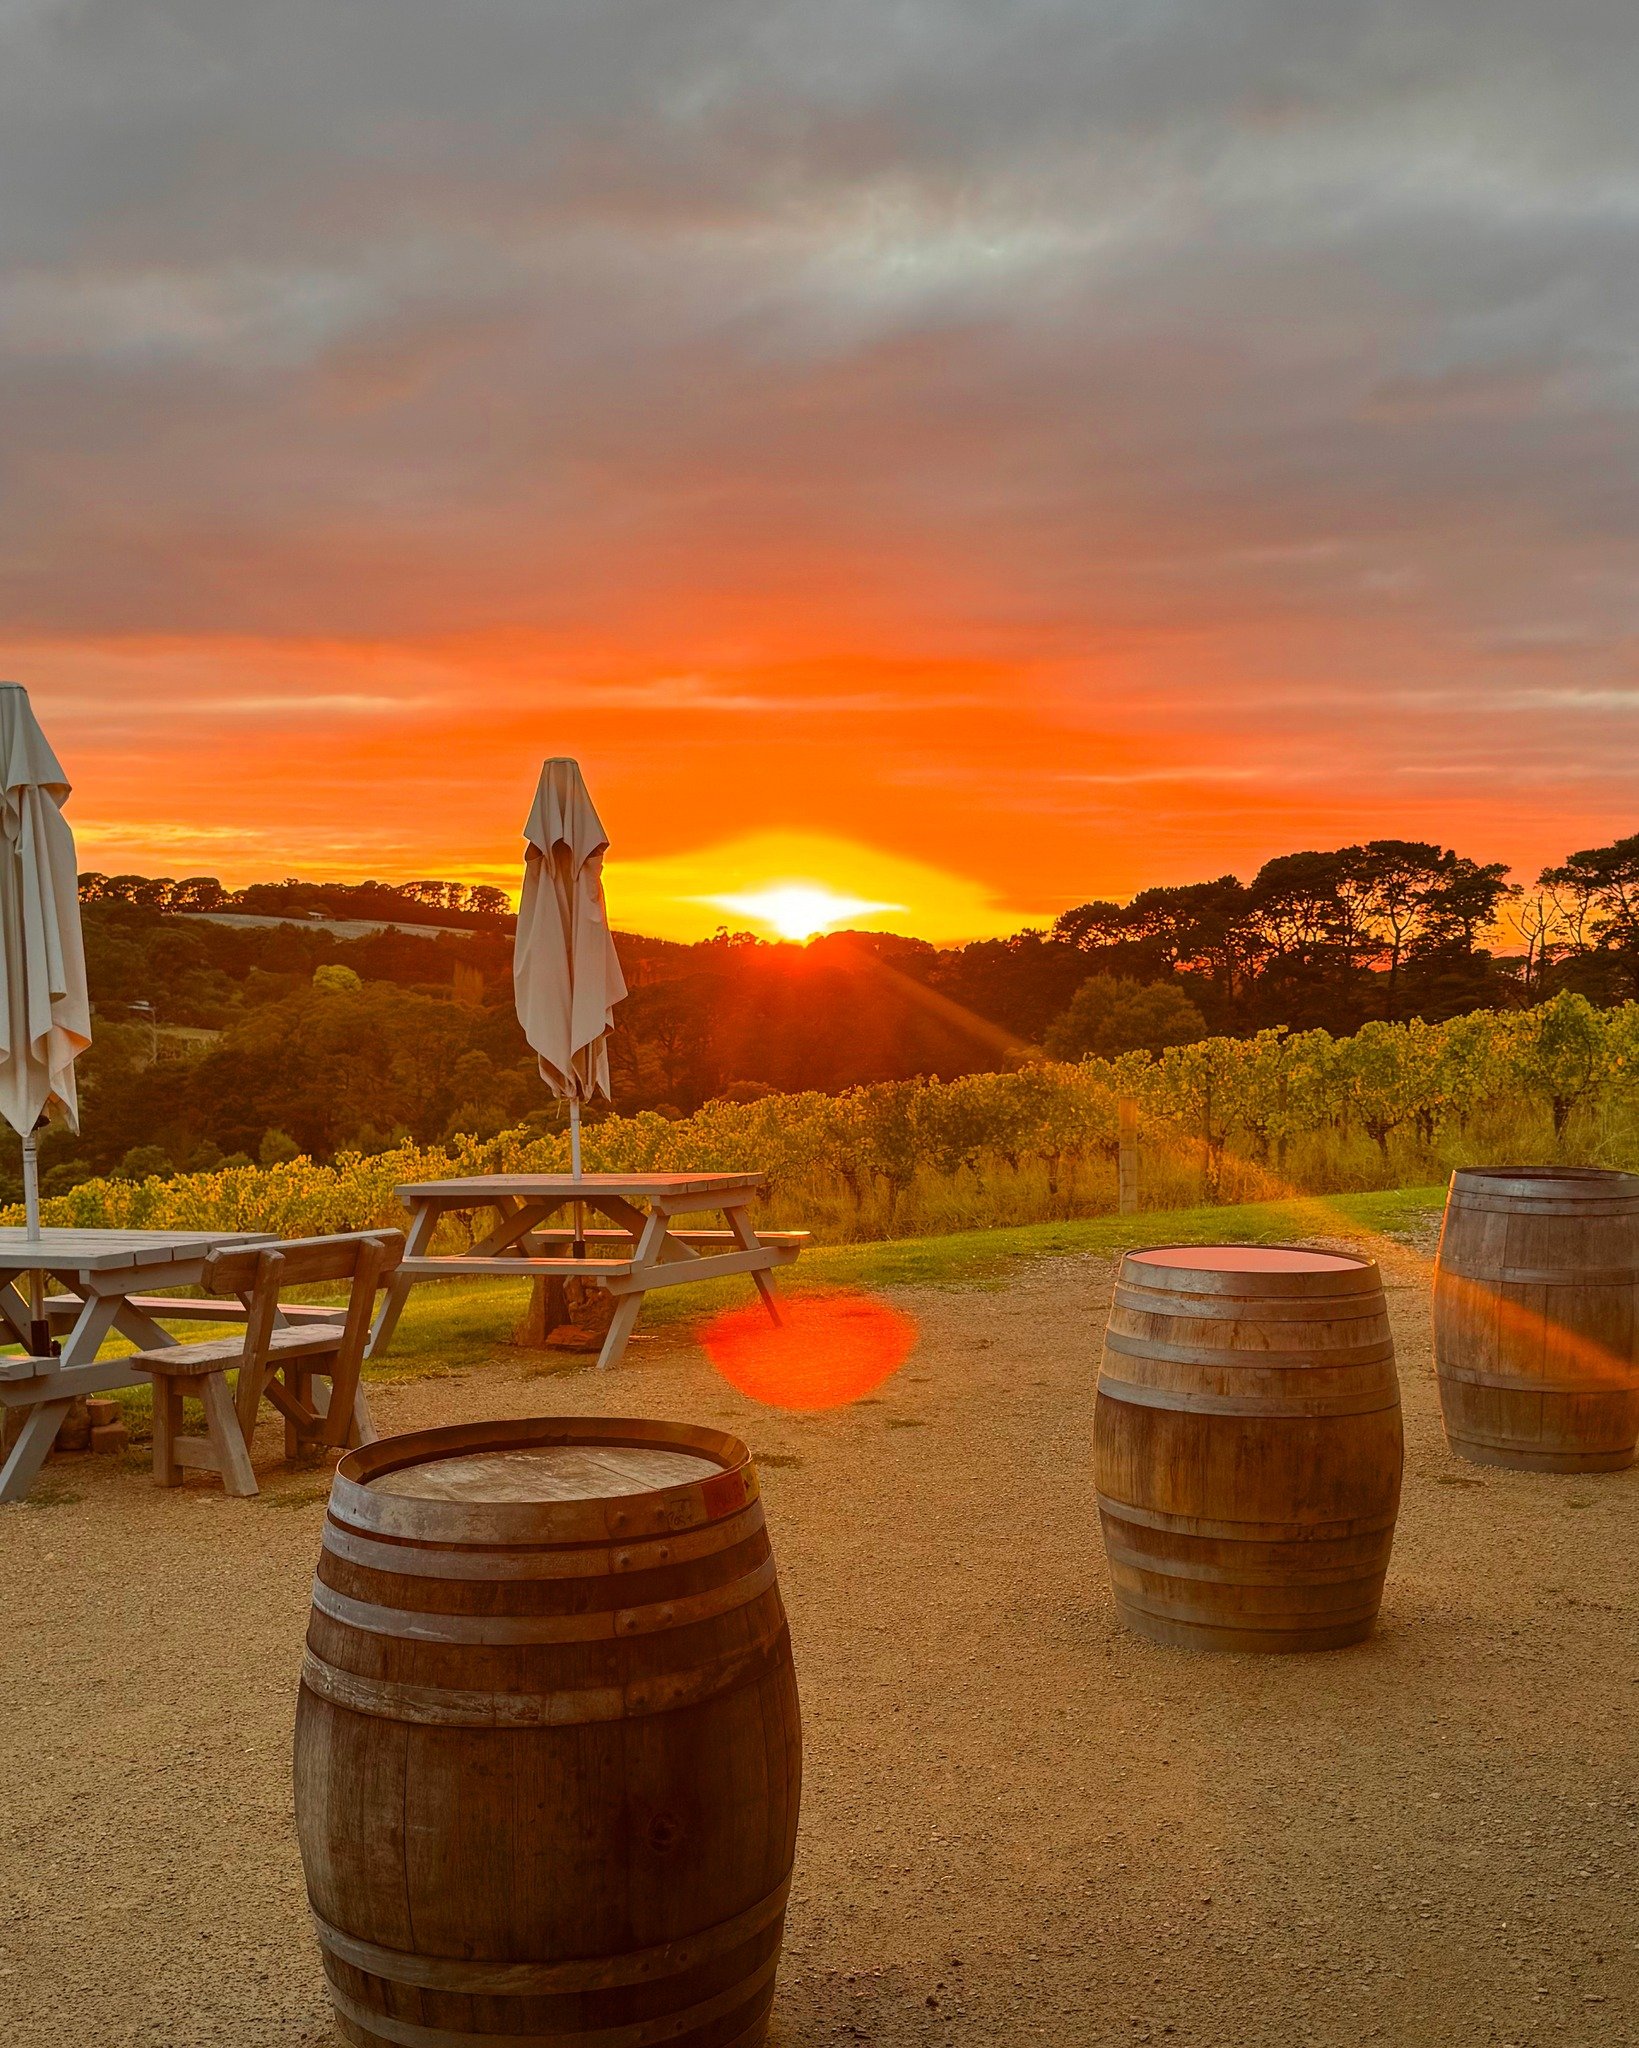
[
  {"xmin": 701, "ymin": 1292, "xmax": 918, "ymax": 1410},
  {"xmin": 705, "ymin": 883, "xmax": 906, "ymax": 942},
  {"xmin": 605, "ymin": 832, "xmax": 1037, "ymax": 943}
]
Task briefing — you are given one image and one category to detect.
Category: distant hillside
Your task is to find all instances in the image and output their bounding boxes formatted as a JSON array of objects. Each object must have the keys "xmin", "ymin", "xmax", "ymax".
[
  {"xmin": 38, "ymin": 830, "xmax": 1636, "ymax": 1205},
  {"xmin": 180, "ymin": 910, "xmax": 478, "ymax": 942}
]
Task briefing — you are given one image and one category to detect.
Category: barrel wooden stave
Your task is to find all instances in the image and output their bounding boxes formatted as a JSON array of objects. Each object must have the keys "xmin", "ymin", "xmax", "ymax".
[
  {"xmin": 1433, "ymin": 1167, "xmax": 1639, "ymax": 1472},
  {"xmin": 1094, "ymin": 1249, "xmax": 1403, "ymax": 1654},
  {"xmin": 294, "ymin": 1417, "xmax": 801, "ymax": 2048}
]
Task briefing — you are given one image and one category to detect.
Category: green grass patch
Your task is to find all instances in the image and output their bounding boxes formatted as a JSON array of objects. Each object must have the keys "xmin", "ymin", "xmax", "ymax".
[
  {"xmin": 8, "ymin": 1187, "xmax": 1446, "ymax": 1401},
  {"xmin": 358, "ymin": 1184, "xmax": 1446, "ymax": 1376},
  {"xmin": 622, "ymin": 1183, "xmax": 1446, "ymax": 1312}
]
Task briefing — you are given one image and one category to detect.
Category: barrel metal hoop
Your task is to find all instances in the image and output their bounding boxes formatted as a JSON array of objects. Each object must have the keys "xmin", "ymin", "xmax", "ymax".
[
  {"xmin": 320, "ymin": 1502, "xmax": 767, "ymax": 1583},
  {"xmin": 1101, "ymin": 1539, "xmax": 1388, "ymax": 1588},
  {"xmin": 1437, "ymin": 1365, "xmax": 1639, "ymax": 1394},
  {"xmin": 1114, "ymin": 1587, "xmax": 1383, "ymax": 1633},
  {"xmin": 300, "ymin": 1626, "xmax": 787, "ymax": 1727},
  {"xmin": 313, "ymin": 1878, "xmax": 789, "ymax": 1996},
  {"xmin": 1110, "ymin": 1288, "xmax": 1387, "ymax": 1324},
  {"xmin": 1444, "ymin": 1431, "xmax": 1634, "ymax": 1465},
  {"xmin": 1103, "ymin": 1330, "xmax": 1396, "ymax": 1371},
  {"xmin": 1445, "ymin": 1191, "xmax": 1639, "ymax": 1218},
  {"xmin": 1095, "ymin": 1492, "xmax": 1400, "ymax": 1540},
  {"xmin": 1435, "ymin": 1263, "xmax": 1639, "ymax": 1288},
  {"xmin": 310, "ymin": 1554, "xmax": 778, "ymax": 1646},
  {"xmin": 325, "ymin": 1962, "xmax": 776, "ymax": 2048},
  {"xmin": 325, "ymin": 1951, "xmax": 778, "ymax": 2048},
  {"xmin": 1096, "ymin": 1376, "xmax": 1401, "ymax": 1419},
  {"xmin": 1446, "ymin": 1426, "xmax": 1627, "ymax": 1451}
]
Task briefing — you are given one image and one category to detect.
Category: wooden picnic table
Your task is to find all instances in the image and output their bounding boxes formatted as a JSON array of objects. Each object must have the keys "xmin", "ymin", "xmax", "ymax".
[
  {"xmin": 369, "ymin": 1172, "xmax": 806, "ymax": 1371},
  {"xmin": 0, "ymin": 1227, "xmax": 276, "ymax": 1503}
]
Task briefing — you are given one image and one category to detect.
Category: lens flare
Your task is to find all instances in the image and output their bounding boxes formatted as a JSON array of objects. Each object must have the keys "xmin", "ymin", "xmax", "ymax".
[{"xmin": 701, "ymin": 1291, "xmax": 918, "ymax": 1410}]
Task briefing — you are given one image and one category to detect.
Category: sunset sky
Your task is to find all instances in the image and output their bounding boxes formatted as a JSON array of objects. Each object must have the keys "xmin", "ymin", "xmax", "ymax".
[{"xmin": 5, "ymin": 3, "xmax": 1637, "ymax": 941}]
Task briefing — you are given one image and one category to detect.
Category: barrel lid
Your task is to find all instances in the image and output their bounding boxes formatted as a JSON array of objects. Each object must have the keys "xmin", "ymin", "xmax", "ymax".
[
  {"xmin": 1130, "ymin": 1245, "xmax": 1366, "ymax": 1274},
  {"xmin": 369, "ymin": 1444, "xmax": 722, "ymax": 1504},
  {"xmin": 329, "ymin": 1415, "xmax": 757, "ymax": 1546},
  {"xmin": 1118, "ymin": 1242, "xmax": 1380, "ymax": 1297}
]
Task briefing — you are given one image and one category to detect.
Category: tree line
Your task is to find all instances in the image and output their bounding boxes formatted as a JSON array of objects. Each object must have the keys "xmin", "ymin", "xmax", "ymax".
[{"xmin": 77, "ymin": 871, "xmax": 512, "ymax": 925}]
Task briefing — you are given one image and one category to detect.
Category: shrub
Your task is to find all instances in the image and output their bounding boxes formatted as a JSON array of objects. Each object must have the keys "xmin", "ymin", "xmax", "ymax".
[{"xmin": 1045, "ymin": 976, "xmax": 1208, "ymax": 1060}]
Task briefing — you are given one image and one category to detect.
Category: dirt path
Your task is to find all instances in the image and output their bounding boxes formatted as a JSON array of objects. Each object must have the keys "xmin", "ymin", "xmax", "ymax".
[{"xmin": 1, "ymin": 1243, "xmax": 1635, "ymax": 2047}]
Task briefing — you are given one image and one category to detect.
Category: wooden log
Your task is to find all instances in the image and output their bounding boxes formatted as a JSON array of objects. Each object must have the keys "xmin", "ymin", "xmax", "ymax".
[
  {"xmin": 1433, "ymin": 1166, "xmax": 1639, "ymax": 1472},
  {"xmin": 294, "ymin": 1416, "xmax": 802, "ymax": 2048},
  {"xmin": 1094, "ymin": 1245, "xmax": 1403, "ymax": 1653},
  {"xmin": 53, "ymin": 1397, "xmax": 92, "ymax": 1454},
  {"xmin": 511, "ymin": 1276, "xmax": 570, "ymax": 1347}
]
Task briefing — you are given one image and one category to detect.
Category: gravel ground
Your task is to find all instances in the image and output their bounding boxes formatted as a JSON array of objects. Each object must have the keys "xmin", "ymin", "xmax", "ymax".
[{"xmin": 1, "ymin": 1238, "xmax": 1635, "ymax": 2048}]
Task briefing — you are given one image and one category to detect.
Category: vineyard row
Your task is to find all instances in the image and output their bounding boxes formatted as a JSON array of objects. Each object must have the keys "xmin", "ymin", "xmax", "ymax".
[{"xmin": 16, "ymin": 994, "xmax": 1638, "ymax": 1245}]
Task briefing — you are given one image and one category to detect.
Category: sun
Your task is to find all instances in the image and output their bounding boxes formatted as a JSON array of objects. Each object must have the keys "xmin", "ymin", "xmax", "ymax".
[
  {"xmin": 606, "ymin": 831, "xmax": 1043, "ymax": 944},
  {"xmin": 704, "ymin": 882, "xmax": 906, "ymax": 942}
]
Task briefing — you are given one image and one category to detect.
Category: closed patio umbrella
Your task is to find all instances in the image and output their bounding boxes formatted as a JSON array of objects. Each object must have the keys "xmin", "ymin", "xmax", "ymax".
[
  {"xmin": 513, "ymin": 759, "xmax": 627, "ymax": 1217},
  {"xmin": 0, "ymin": 683, "xmax": 91, "ymax": 1350}
]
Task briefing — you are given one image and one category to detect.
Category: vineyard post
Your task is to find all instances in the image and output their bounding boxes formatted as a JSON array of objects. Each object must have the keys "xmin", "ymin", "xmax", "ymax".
[{"xmin": 1118, "ymin": 1096, "xmax": 1139, "ymax": 1215}]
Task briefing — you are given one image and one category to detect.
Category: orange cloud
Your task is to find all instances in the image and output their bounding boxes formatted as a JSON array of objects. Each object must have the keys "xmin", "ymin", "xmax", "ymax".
[{"xmin": 35, "ymin": 622, "xmax": 1637, "ymax": 923}]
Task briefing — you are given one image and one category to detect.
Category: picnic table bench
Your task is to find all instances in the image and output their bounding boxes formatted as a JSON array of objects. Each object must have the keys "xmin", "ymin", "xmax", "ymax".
[
  {"xmin": 0, "ymin": 1227, "xmax": 277, "ymax": 1502},
  {"xmin": 370, "ymin": 1172, "xmax": 807, "ymax": 1370}
]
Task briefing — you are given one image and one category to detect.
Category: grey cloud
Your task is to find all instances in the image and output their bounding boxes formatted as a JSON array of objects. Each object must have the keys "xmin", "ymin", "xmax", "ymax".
[{"xmin": 2, "ymin": 0, "xmax": 1637, "ymax": 704}]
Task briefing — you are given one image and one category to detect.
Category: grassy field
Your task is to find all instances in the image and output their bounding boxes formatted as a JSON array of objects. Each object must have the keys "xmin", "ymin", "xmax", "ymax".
[
  {"xmin": 65, "ymin": 1184, "xmax": 1446, "ymax": 1444},
  {"xmin": 341, "ymin": 1182, "xmax": 1449, "ymax": 1371}
]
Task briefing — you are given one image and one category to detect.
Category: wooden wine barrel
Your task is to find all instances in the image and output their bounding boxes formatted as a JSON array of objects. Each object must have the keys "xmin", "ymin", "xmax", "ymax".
[
  {"xmin": 1433, "ymin": 1166, "xmax": 1639, "ymax": 1472},
  {"xmin": 1094, "ymin": 1246, "xmax": 1403, "ymax": 1653},
  {"xmin": 294, "ymin": 1416, "xmax": 801, "ymax": 2048}
]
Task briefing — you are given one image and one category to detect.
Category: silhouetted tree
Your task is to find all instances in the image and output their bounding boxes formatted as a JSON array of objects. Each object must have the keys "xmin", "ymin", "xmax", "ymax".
[{"xmin": 1044, "ymin": 977, "xmax": 1208, "ymax": 1060}]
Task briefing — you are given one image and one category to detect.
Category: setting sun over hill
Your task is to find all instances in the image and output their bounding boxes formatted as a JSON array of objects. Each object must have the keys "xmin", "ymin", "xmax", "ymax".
[{"xmin": 610, "ymin": 833, "xmax": 1038, "ymax": 943}]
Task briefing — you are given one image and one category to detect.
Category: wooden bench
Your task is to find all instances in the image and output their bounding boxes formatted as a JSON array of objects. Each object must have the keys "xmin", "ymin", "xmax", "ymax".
[
  {"xmin": 44, "ymin": 1293, "xmax": 345, "ymax": 1330},
  {"xmin": 374, "ymin": 1173, "xmax": 807, "ymax": 1371},
  {"xmin": 397, "ymin": 1243, "xmax": 809, "ymax": 1289},
  {"xmin": 128, "ymin": 1231, "xmax": 404, "ymax": 1497},
  {"xmin": 145, "ymin": 1327, "xmax": 357, "ymax": 1497},
  {"xmin": 398, "ymin": 1255, "xmax": 637, "ymax": 1281},
  {"xmin": 487, "ymin": 1229, "xmax": 811, "ymax": 1250}
]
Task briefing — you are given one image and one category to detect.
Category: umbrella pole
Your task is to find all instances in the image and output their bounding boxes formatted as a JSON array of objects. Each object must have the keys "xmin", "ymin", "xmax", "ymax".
[
  {"xmin": 570, "ymin": 1100, "xmax": 586, "ymax": 1259},
  {"xmin": 22, "ymin": 1125, "xmax": 48, "ymax": 1357},
  {"xmin": 23, "ymin": 1127, "xmax": 40, "ymax": 1241}
]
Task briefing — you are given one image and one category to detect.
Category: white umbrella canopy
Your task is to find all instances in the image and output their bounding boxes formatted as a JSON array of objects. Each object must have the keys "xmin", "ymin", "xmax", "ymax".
[
  {"xmin": 0, "ymin": 684, "xmax": 91, "ymax": 1237},
  {"xmin": 512, "ymin": 759, "xmax": 627, "ymax": 1173}
]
